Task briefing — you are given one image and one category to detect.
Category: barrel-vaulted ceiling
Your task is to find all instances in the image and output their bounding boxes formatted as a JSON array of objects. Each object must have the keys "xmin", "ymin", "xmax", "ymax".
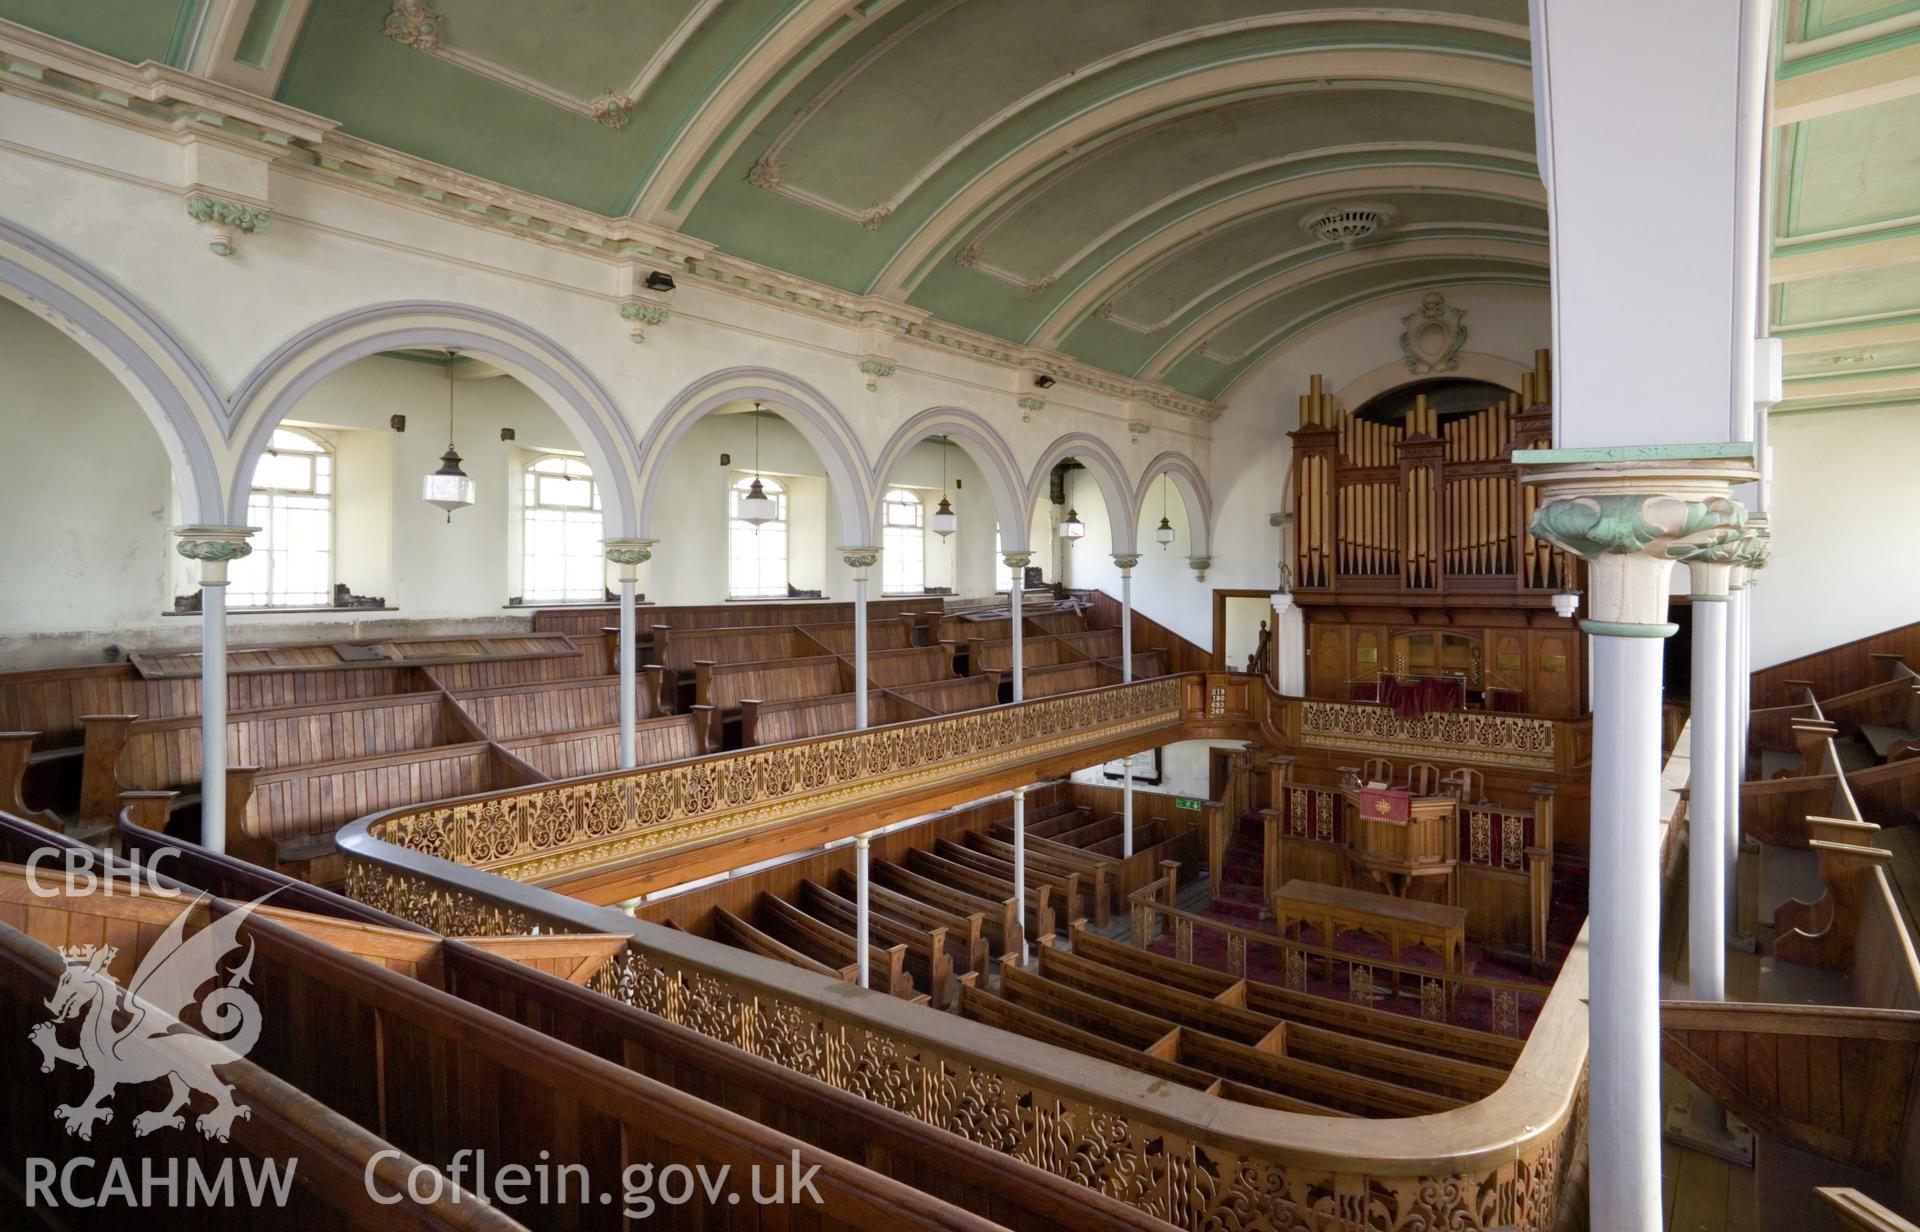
[{"xmin": 1, "ymin": 0, "xmax": 1547, "ymax": 400}]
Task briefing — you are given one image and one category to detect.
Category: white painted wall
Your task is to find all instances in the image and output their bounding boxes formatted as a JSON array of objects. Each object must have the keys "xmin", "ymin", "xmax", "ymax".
[
  {"xmin": 1750, "ymin": 406, "xmax": 1920, "ymax": 668},
  {"xmin": 1069, "ymin": 739, "xmax": 1246, "ymax": 801}
]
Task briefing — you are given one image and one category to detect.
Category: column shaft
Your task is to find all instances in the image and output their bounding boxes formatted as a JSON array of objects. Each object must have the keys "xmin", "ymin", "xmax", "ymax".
[
  {"xmin": 200, "ymin": 581, "xmax": 229, "ymax": 855},
  {"xmin": 618, "ymin": 578, "xmax": 637, "ymax": 768},
  {"xmin": 1012, "ymin": 786, "xmax": 1028, "ymax": 963},
  {"xmin": 1689, "ymin": 596, "xmax": 1728, "ymax": 1000},
  {"xmin": 1588, "ymin": 631, "xmax": 1668, "ymax": 1232},
  {"xmin": 1726, "ymin": 586, "xmax": 1746, "ymax": 929},
  {"xmin": 854, "ymin": 575, "xmax": 869, "ymax": 729},
  {"xmin": 1121, "ymin": 565, "xmax": 1134, "ymax": 857},
  {"xmin": 855, "ymin": 834, "xmax": 871, "ymax": 987},
  {"xmin": 1010, "ymin": 566, "xmax": 1025, "ymax": 703}
]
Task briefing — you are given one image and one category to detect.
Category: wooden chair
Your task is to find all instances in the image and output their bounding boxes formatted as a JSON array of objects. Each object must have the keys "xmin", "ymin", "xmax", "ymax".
[
  {"xmin": 1361, "ymin": 757, "xmax": 1394, "ymax": 785},
  {"xmin": 1404, "ymin": 762, "xmax": 1442, "ymax": 796},
  {"xmin": 1444, "ymin": 767, "xmax": 1487, "ymax": 804}
]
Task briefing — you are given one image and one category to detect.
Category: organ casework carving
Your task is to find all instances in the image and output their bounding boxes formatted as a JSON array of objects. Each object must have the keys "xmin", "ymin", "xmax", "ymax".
[{"xmin": 1289, "ymin": 350, "xmax": 1585, "ymax": 717}]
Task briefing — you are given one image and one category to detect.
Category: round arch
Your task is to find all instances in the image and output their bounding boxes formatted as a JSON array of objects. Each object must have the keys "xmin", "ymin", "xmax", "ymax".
[
  {"xmin": 1134, "ymin": 452, "xmax": 1213, "ymax": 558},
  {"xmin": 870, "ymin": 408, "xmax": 1029, "ymax": 554},
  {"xmin": 1335, "ymin": 351, "xmax": 1529, "ymax": 412},
  {"xmin": 226, "ymin": 303, "xmax": 643, "ymax": 533},
  {"xmin": 639, "ymin": 367, "xmax": 874, "ymax": 548},
  {"xmin": 1025, "ymin": 433, "xmax": 1138, "ymax": 556},
  {"xmin": 0, "ymin": 220, "xmax": 225, "ymax": 521}
]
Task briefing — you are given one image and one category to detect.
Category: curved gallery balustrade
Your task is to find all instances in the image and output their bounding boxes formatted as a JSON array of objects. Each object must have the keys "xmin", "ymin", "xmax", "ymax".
[{"xmin": 336, "ymin": 671, "xmax": 1593, "ymax": 1231}]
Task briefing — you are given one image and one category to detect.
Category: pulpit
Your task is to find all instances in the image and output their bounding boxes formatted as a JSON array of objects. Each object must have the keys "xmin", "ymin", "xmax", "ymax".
[{"xmin": 1341, "ymin": 778, "xmax": 1458, "ymax": 902}]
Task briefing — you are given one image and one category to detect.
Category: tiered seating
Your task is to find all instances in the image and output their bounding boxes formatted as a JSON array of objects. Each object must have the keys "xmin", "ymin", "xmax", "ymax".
[
  {"xmin": 961, "ymin": 604, "xmax": 1168, "ymax": 698},
  {"xmin": 960, "ymin": 925, "xmax": 1514, "ymax": 1118},
  {"xmin": 741, "ymin": 690, "xmax": 929, "ymax": 746}
]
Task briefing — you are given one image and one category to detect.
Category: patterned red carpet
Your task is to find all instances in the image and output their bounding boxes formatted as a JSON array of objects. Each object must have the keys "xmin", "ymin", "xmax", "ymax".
[{"xmin": 1145, "ymin": 814, "xmax": 1589, "ymax": 1035}]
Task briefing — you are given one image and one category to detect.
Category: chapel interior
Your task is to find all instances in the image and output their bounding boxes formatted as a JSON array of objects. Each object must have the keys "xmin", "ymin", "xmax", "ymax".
[{"xmin": 0, "ymin": 3, "xmax": 1917, "ymax": 1230}]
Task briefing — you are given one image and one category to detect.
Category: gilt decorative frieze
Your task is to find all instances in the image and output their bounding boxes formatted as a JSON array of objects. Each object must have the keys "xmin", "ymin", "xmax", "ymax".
[
  {"xmin": 1298, "ymin": 701, "xmax": 1558, "ymax": 769},
  {"xmin": 369, "ymin": 676, "xmax": 1184, "ymax": 883}
]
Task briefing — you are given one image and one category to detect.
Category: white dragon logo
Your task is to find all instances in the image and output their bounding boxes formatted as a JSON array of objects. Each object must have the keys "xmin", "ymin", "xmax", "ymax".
[{"xmin": 29, "ymin": 893, "xmax": 270, "ymax": 1143}]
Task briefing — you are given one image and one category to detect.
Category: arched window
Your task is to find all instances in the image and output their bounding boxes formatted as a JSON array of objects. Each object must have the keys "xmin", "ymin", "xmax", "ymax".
[
  {"xmin": 230, "ymin": 427, "xmax": 331, "ymax": 607},
  {"xmin": 882, "ymin": 488, "xmax": 925, "ymax": 595},
  {"xmin": 729, "ymin": 475, "xmax": 788, "ymax": 599},
  {"xmin": 522, "ymin": 455, "xmax": 605, "ymax": 603}
]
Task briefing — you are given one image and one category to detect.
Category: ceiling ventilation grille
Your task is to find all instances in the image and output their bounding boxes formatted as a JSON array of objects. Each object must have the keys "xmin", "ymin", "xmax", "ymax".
[{"xmin": 1299, "ymin": 203, "xmax": 1398, "ymax": 248}]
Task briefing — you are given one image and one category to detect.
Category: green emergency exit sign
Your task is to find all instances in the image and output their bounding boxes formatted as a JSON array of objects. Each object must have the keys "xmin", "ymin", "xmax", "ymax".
[{"xmin": 1174, "ymin": 797, "xmax": 1203, "ymax": 811}]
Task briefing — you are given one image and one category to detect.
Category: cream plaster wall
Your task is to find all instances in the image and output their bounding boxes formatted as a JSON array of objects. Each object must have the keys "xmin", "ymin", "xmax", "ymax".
[
  {"xmin": 1750, "ymin": 406, "xmax": 1920, "ymax": 668},
  {"xmin": 0, "ymin": 94, "xmax": 1232, "ymax": 666}
]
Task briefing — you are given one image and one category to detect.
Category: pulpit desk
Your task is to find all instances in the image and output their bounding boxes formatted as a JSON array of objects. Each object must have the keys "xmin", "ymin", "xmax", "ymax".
[{"xmin": 1271, "ymin": 877, "xmax": 1468, "ymax": 976}]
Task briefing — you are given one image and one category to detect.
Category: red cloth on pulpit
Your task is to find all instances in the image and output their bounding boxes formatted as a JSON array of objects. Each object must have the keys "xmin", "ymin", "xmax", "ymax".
[{"xmin": 1357, "ymin": 786, "xmax": 1411, "ymax": 823}]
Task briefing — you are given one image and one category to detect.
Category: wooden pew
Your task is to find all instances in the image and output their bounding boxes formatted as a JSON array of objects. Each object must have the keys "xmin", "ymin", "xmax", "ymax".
[
  {"xmin": 1069, "ymin": 929, "xmax": 1523, "ymax": 1068},
  {"xmin": 930, "ymin": 838, "xmax": 1086, "ymax": 928},
  {"xmin": 999, "ymin": 965, "xmax": 1446, "ymax": 1117},
  {"xmin": 1055, "ymin": 628, "xmax": 1123, "ymax": 659},
  {"xmin": 966, "ymin": 635, "xmax": 1081, "ymax": 678},
  {"xmin": 77, "ymin": 691, "xmax": 471, "ymax": 829},
  {"xmin": 699, "ymin": 654, "xmax": 848, "ymax": 712},
  {"xmin": 422, "ymin": 638, "xmax": 613, "ymax": 690},
  {"xmin": 957, "ymin": 984, "xmax": 1221, "ymax": 1092},
  {"xmin": 873, "ymin": 857, "xmax": 1026, "ymax": 958},
  {"xmin": 1024, "ymin": 804, "xmax": 1094, "ymax": 839},
  {"xmin": 1023, "ymin": 610, "xmax": 1088, "ymax": 637},
  {"xmin": 236, "ymin": 741, "xmax": 512, "ymax": 881},
  {"xmin": 499, "ymin": 711, "xmax": 716, "ymax": 777},
  {"xmin": 654, "ymin": 625, "xmax": 829, "ymax": 673},
  {"xmin": 884, "ymin": 675, "xmax": 995, "ymax": 715},
  {"xmin": 836, "ymin": 870, "xmax": 988, "ymax": 978},
  {"xmin": 1102, "ymin": 650, "xmax": 1169, "ymax": 680},
  {"xmin": 802, "ymin": 618, "xmax": 918, "ymax": 656},
  {"xmin": 0, "ymin": 731, "xmax": 63, "ymax": 831},
  {"xmin": 1022, "ymin": 660, "xmax": 1120, "ymax": 698},
  {"xmin": 963, "ymin": 829, "xmax": 1115, "ymax": 922},
  {"xmin": 452, "ymin": 675, "xmax": 663, "ymax": 736},
  {"xmin": 129, "ymin": 632, "xmax": 586, "ymax": 677},
  {"xmin": 799, "ymin": 879, "xmax": 958, "ymax": 1007},
  {"xmin": 741, "ymin": 691, "xmax": 930, "ymax": 747},
  {"xmin": 1036, "ymin": 945, "xmax": 1504, "ymax": 1102},
  {"xmin": 755, "ymin": 891, "xmax": 915, "ymax": 999},
  {"xmin": 936, "ymin": 613, "xmax": 1012, "ymax": 644},
  {"xmin": 860, "ymin": 644, "xmax": 958, "ymax": 689},
  {"xmin": 713, "ymin": 904, "xmax": 857, "ymax": 982},
  {"xmin": 909, "ymin": 846, "xmax": 1060, "ymax": 941}
]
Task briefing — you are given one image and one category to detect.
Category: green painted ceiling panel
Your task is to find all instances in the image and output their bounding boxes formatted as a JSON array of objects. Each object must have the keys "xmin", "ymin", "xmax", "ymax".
[
  {"xmin": 970, "ymin": 88, "xmax": 1535, "ymax": 283},
  {"xmin": 1108, "ymin": 196, "xmax": 1545, "ymax": 330},
  {"xmin": 769, "ymin": 0, "xmax": 1527, "ymax": 212},
  {"xmin": 0, "ymin": 0, "xmax": 199, "ymax": 67},
  {"xmin": 277, "ymin": 0, "xmax": 794, "ymax": 216},
  {"xmin": 422, "ymin": 0, "xmax": 704, "ymax": 98},
  {"xmin": 1778, "ymin": 266, "xmax": 1920, "ymax": 327},
  {"xmin": 1784, "ymin": 94, "xmax": 1920, "ymax": 236}
]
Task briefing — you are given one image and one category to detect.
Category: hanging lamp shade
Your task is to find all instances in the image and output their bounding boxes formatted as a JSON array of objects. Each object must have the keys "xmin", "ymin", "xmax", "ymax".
[
  {"xmin": 1060, "ymin": 508, "xmax": 1085, "ymax": 540},
  {"xmin": 1155, "ymin": 515, "xmax": 1176, "ymax": 548},
  {"xmin": 930, "ymin": 436, "xmax": 958, "ymax": 539},
  {"xmin": 423, "ymin": 351, "xmax": 475, "ymax": 520},
  {"xmin": 931, "ymin": 495, "xmax": 958, "ymax": 539},
  {"xmin": 737, "ymin": 477, "xmax": 777, "ymax": 526},
  {"xmin": 737, "ymin": 403, "xmax": 777, "ymax": 526}
]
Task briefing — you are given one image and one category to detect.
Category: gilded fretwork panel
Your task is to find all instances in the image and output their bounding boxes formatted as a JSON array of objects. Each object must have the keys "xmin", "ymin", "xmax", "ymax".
[
  {"xmin": 1298, "ymin": 701, "xmax": 1557, "ymax": 770},
  {"xmin": 374, "ymin": 677, "xmax": 1184, "ymax": 883},
  {"xmin": 345, "ymin": 859, "xmax": 1579, "ymax": 1232}
]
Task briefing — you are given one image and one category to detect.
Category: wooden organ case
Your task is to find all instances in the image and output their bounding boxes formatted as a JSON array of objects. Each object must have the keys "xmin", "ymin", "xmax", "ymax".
[{"xmin": 1288, "ymin": 351, "xmax": 1586, "ymax": 718}]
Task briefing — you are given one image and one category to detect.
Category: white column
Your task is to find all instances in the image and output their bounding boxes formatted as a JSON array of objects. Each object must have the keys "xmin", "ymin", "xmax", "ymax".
[
  {"xmin": 175, "ymin": 526, "xmax": 255, "ymax": 855},
  {"xmin": 840, "ymin": 548, "xmax": 880, "ymax": 728},
  {"xmin": 1011, "ymin": 784, "xmax": 1029, "ymax": 963},
  {"xmin": 1519, "ymin": 454, "xmax": 1753, "ymax": 1232},
  {"xmin": 1272, "ymin": 591, "xmax": 1301, "ymax": 693},
  {"xmin": 1681, "ymin": 548, "xmax": 1736, "ymax": 1001},
  {"xmin": 1116, "ymin": 554, "xmax": 1138, "ymax": 857},
  {"xmin": 855, "ymin": 832, "xmax": 871, "ymax": 987},
  {"xmin": 603, "ymin": 539, "xmax": 653, "ymax": 769},
  {"xmin": 1004, "ymin": 552, "xmax": 1032, "ymax": 702},
  {"xmin": 1725, "ymin": 572, "xmax": 1747, "ymax": 930}
]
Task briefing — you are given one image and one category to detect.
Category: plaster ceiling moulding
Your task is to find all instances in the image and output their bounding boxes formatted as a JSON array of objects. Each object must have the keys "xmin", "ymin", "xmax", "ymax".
[
  {"xmin": 377, "ymin": 0, "xmax": 726, "ymax": 129},
  {"xmin": 738, "ymin": 10, "xmax": 1532, "ymax": 236},
  {"xmin": 1298, "ymin": 201, "xmax": 1399, "ymax": 248}
]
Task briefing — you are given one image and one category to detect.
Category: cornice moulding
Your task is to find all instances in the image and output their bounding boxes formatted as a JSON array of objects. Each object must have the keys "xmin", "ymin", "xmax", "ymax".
[{"xmin": 0, "ymin": 26, "xmax": 1222, "ymax": 424}]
